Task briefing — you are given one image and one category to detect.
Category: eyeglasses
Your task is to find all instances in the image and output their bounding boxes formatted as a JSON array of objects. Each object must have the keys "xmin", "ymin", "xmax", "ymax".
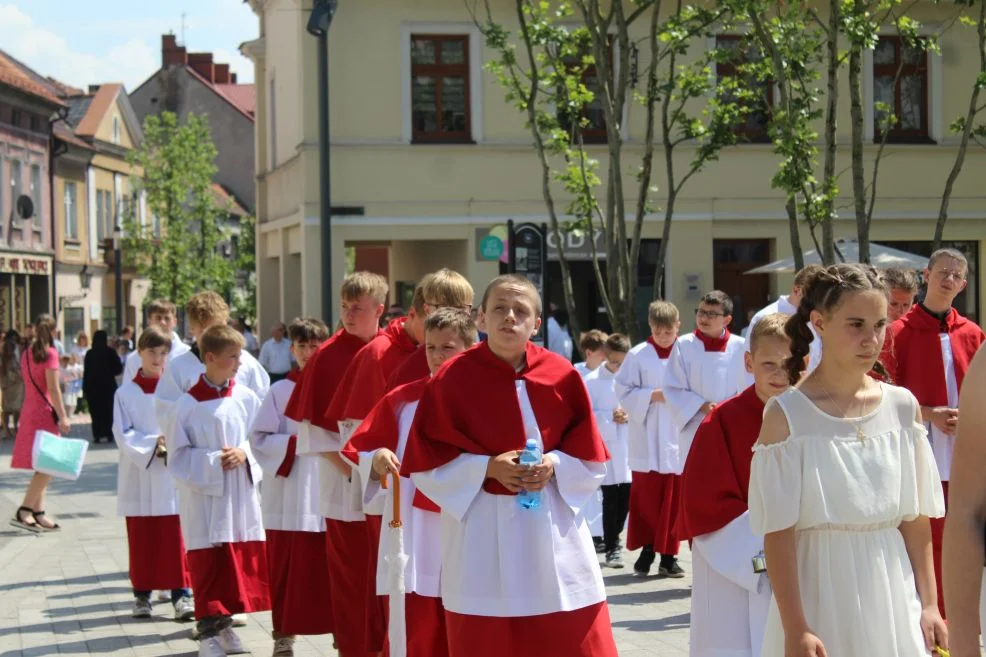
[
  {"xmin": 695, "ymin": 309, "xmax": 725, "ymax": 319},
  {"xmin": 932, "ymin": 269, "xmax": 965, "ymax": 282}
]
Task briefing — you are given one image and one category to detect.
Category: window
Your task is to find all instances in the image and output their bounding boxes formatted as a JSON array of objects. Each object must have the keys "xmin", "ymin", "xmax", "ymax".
[
  {"xmin": 716, "ymin": 35, "xmax": 772, "ymax": 143},
  {"xmin": 64, "ymin": 308, "xmax": 84, "ymax": 343},
  {"xmin": 64, "ymin": 182, "xmax": 78, "ymax": 240},
  {"xmin": 96, "ymin": 189, "xmax": 105, "ymax": 240},
  {"xmin": 29, "ymin": 115, "xmax": 39, "ymax": 132},
  {"xmin": 410, "ymin": 35, "xmax": 471, "ymax": 142},
  {"xmin": 101, "ymin": 306, "xmax": 117, "ymax": 332},
  {"xmin": 112, "ymin": 116, "xmax": 121, "ymax": 145},
  {"xmin": 152, "ymin": 212, "xmax": 162, "ymax": 238},
  {"xmin": 873, "ymin": 37, "xmax": 929, "ymax": 142},
  {"xmin": 10, "ymin": 160, "xmax": 22, "ymax": 215},
  {"xmin": 10, "ymin": 109, "xmax": 21, "ymax": 127},
  {"xmin": 30, "ymin": 164, "xmax": 41, "ymax": 228},
  {"xmin": 558, "ymin": 41, "xmax": 612, "ymax": 144},
  {"xmin": 269, "ymin": 76, "xmax": 277, "ymax": 167},
  {"xmin": 96, "ymin": 189, "xmax": 113, "ymax": 240}
]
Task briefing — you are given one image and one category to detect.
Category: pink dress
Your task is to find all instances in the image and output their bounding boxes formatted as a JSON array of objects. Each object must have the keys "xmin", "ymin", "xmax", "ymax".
[{"xmin": 11, "ymin": 347, "xmax": 59, "ymax": 470}]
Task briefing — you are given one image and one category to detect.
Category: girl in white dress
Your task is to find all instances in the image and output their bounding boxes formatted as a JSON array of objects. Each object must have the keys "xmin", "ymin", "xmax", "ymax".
[{"xmin": 749, "ymin": 264, "xmax": 947, "ymax": 657}]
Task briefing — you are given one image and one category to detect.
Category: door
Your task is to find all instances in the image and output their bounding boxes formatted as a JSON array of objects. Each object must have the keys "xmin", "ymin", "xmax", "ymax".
[{"xmin": 713, "ymin": 239, "xmax": 771, "ymax": 332}]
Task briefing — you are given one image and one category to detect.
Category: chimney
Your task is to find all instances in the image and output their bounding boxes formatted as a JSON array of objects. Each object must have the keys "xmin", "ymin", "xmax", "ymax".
[
  {"xmin": 88, "ymin": 84, "xmax": 101, "ymax": 94},
  {"xmin": 162, "ymin": 33, "xmax": 187, "ymax": 68},
  {"xmin": 188, "ymin": 52, "xmax": 215, "ymax": 82},
  {"xmin": 214, "ymin": 63, "xmax": 230, "ymax": 84}
]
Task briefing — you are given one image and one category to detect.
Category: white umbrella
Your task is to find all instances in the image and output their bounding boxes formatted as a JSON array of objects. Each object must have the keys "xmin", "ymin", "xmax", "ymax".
[
  {"xmin": 744, "ymin": 239, "xmax": 928, "ymax": 274},
  {"xmin": 381, "ymin": 472, "xmax": 409, "ymax": 657}
]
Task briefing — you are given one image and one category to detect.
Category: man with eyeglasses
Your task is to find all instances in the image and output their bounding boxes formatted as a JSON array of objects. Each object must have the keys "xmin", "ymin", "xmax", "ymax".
[{"xmin": 881, "ymin": 247, "xmax": 986, "ymax": 620}]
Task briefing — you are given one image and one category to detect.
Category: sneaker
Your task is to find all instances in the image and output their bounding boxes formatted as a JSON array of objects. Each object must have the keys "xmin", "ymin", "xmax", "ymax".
[
  {"xmin": 157, "ymin": 591, "xmax": 171, "ymax": 602},
  {"xmin": 272, "ymin": 636, "xmax": 295, "ymax": 657},
  {"xmin": 132, "ymin": 597, "xmax": 153, "ymax": 619},
  {"xmin": 191, "ymin": 626, "xmax": 201, "ymax": 641},
  {"xmin": 199, "ymin": 637, "xmax": 226, "ymax": 657},
  {"xmin": 174, "ymin": 596, "xmax": 195, "ymax": 622},
  {"xmin": 659, "ymin": 560, "xmax": 685, "ymax": 578},
  {"xmin": 593, "ymin": 537, "xmax": 606, "ymax": 554},
  {"xmin": 218, "ymin": 627, "xmax": 248, "ymax": 655},
  {"xmin": 604, "ymin": 550, "xmax": 624, "ymax": 569},
  {"xmin": 230, "ymin": 614, "xmax": 248, "ymax": 627}
]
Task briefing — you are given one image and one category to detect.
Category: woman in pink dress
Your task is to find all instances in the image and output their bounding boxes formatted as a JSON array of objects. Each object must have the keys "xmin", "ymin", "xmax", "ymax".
[{"xmin": 9, "ymin": 314, "xmax": 71, "ymax": 532}]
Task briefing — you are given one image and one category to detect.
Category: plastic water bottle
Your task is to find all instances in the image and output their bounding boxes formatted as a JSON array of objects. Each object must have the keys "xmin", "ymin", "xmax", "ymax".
[{"xmin": 517, "ymin": 438, "xmax": 542, "ymax": 510}]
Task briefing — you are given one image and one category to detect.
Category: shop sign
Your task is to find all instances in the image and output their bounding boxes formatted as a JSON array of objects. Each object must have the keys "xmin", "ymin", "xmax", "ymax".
[{"xmin": 0, "ymin": 255, "xmax": 51, "ymax": 275}]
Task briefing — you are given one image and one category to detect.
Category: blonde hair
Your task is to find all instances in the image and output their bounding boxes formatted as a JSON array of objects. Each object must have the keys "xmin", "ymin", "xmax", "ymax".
[
  {"xmin": 579, "ymin": 329, "xmax": 608, "ymax": 352},
  {"xmin": 340, "ymin": 271, "xmax": 388, "ymax": 306},
  {"xmin": 198, "ymin": 324, "xmax": 245, "ymax": 357},
  {"xmin": 186, "ymin": 291, "xmax": 229, "ymax": 328},
  {"xmin": 411, "ymin": 273, "xmax": 434, "ymax": 315},
  {"xmin": 480, "ymin": 275, "xmax": 542, "ymax": 316},
  {"xmin": 424, "ymin": 307, "xmax": 478, "ymax": 348},
  {"xmin": 647, "ymin": 300, "xmax": 679, "ymax": 328},
  {"xmin": 137, "ymin": 325, "xmax": 173, "ymax": 352},
  {"xmin": 749, "ymin": 313, "xmax": 790, "ymax": 353},
  {"xmin": 146, "ymin": 298, "xmax": 177, "ymax": 318},
  {"xmin": 423, "ymin": 269, "xmax": 474, "ymax": 311}
]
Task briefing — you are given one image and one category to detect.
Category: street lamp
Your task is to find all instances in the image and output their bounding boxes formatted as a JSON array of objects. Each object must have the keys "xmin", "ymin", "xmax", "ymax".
[
  {"xmin": 307, "ymin": 0, "xmax": 338, "ymax": 325},
  {"xmin": 113, "ymin": 224, "xmax": 123, "ymax": 335},
  {"xmin": 79, "ymin": 264, "xmax": 92, "ymax": 291}
]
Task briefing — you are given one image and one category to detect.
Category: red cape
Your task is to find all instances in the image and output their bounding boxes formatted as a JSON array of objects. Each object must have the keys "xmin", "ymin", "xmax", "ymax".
[
  {"xmin": 387, "ymin": 347, "xmax": 429, "ymax": 391},
  {"xmin": 679, "ymin": 385, "xmax": 764, "ymax": 540},
  {"xmin": 283, "ymin": 328, "xmax": 373, "ymax": 426},
  {"xmin": 402, "ymin": 341, "xmax": 610, "ymax": 477},
  {"xmin": 881, "ymin": 305, "xmax": 985, "ymax": 406},
  {"xmin": 341, "ymin": 377, "xmax": 429, "ymax": 465},
  {"xmin": 323, "ymin": 317, "xmax": 418, "ymax": 432}
]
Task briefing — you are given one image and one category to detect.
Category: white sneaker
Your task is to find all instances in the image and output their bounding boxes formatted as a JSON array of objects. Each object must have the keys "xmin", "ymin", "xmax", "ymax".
[
  {"xmin": 231, "ymin": 614, "xmax": 248, "ymax": 627},
  {"xmin": 132, "ymin": 598, "xmax": 152, "ymax": 619},
  {"xmin": 174, "ymin": 596, "xmax": 195, "ymax": 622},
  {"xmin": 199, "ymin": 636, "xmax": 226, "ymax": 657},
  {"xmin": 157, "ymin": 591, "xmax": 171, "ymax": 602},
  {"xmin": 218, "ymin": 627, "xmax": 248, "ymax": 655},
  {"xmin": 272, "ymin": 636, "xmax": 295, "ymax": 657}
]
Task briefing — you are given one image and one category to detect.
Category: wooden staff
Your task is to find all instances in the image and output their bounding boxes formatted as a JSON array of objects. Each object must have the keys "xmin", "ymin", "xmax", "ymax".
[{"xmin": 380, "ymin": 470, "xmax": 403, "ymax": 528}]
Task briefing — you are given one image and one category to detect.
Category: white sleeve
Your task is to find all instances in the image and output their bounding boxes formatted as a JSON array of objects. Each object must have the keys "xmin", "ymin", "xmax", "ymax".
[
  {"xmin": 692, "ymin": 512, "xmax": 765, "ymax": 594},
  {"xmin": 240, "ymin": 395, "xmax": 264, "ymax": 485},
  {"xmin": 357, "ymin": 449, "xmax": 388, "ymax": 514},
  {"xmin": 411, "ymin": 453, "xmax": 490, "ymax": 523},
  {"xmin": 113, "ymin": 393, "xmax": 159, "ymax": 469},
  {"xmin": 252, "ymin": 362, "xmax": 271, "ymax": 400},
  {"xmin": 165, "ymin": 402, "xmax": 224, "ymax": 496},
  {"xmin": 155, "ymin": 364, "xmax": 185, "ymax": 441},
  {"xmin": 546, "ymin": 451, "xmax": 605, "ymax": 518},
  {"xmin": 662, "ymin": 343, "xmax": 706, "ymax": 433},
  {"xmin": 614, "ymin": 352, "xmax": 654, "ymax": 423},
  {"xmin": 248, "ymin": 390, "xmax": 293, "ymax": 475}
]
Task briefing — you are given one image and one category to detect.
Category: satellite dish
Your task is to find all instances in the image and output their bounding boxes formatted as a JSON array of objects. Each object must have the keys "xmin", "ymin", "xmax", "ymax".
[{"xmin": 15, "ymin": 195, "xmax": 34, "ymax": 220}]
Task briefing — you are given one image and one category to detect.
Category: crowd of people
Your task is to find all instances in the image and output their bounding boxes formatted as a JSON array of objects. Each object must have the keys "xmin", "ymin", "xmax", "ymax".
[{"xmin": 6, "ymin": 250, "xmax": 986, "ymax": 657}]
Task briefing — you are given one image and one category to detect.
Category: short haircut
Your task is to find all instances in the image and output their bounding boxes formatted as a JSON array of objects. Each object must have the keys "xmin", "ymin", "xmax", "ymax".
[
  {"xmin": 794, "ymin": 264, "xmax": 825, "ymax": 289},
  {"xmin": 198, "ymin": 324, "xmax": 245, "ymax": 357},
  {"xmin": 749, "ymin": 313, "xmax": 790, "ymax": 353},
  {"xmin": 424, "ymin": 307, "xmax": 478, "ymax": 348},
  {"xmin": 146, "ymin": 299, "xmax": 177, "ymax": 318},
  {"xmin": 186, "ymin": 291, "xmax": 229, "ymax": 327},
  {"xmin": 604, "ymin": 333, "xmax": 631, "ymax": 353},
  {"xmin": 882, "ymin": 268, "xmax": 920, "ymax": 293},
  {"xmin": 411, "ymin": 273, "xmax": 434, "ymax": 315},
  {"xmin": 928, "ymin": 248, "xmax": 968, "ymax": 273},
  {"xmin": 340, "ymin": 271, "xmax": 389, "ymax": 305},
  {"xmin": 423, "ymin": 268, "xmax": 474, "ymax": 311},
  {"xmin": 137, "ymin": 325, "xmax": 173, "ymax": 352},
  {"xmin": 480, "ymin": 274, "xmax": 543, "ymax": 316},
  {"xmin": 580, "ymin": 329, "xmax": 608, "ymax": 352},
  {"xmin": 700, "ymin": 290, "xmax": 733, "ymax": 317},
  {"xmin": 648, "ymin": 300, "xmax": 679, "ymax": 328},
  {"xmin": 288, "ymin": 317, "xmax": 330, "ymax": 344}
]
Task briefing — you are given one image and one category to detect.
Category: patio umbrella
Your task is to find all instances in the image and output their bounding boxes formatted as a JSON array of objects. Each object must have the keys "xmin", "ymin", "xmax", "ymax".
[
  {"xmin": 381, "ymin": 472, "xmax": 409, "ymax": 657},
  {"xmin": 744, "ymin": 239, "xmax": 928, "ymax": 274}
]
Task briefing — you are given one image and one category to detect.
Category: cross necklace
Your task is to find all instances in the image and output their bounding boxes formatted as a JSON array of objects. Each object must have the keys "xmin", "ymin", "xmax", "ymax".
[{"xmin": 819, "ymin": 381, "xmax": 868, "ymax": 442}]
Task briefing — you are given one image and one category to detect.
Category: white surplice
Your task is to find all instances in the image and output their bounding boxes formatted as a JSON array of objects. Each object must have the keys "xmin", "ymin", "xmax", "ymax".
[
  {"xmin": 584, "ymin": 366, "xmax": 631, "ymax": 485},
  {"xmin": 690, "ymin": 512, "xmax": 771, "ymax": 657},
  {"xmin": 167, "ymin": 384, "xmax": 264, "ymax": 551},
  {"xmin": 411, "ymin": 380, "xmax": 607, "ymax": 617},
  {"xmin": 928, "ymin": 334, "xmax": 960, "ymax": 481},
  {"xmin": 123, "ymin": 331, "xmax": 190, "ymax": 381},
  {"xmin": 747, "ymin": 295, "xmax": 821, "ymax": 374},
  {"xmin": 249, "ymin": 379, "xmax": 325, "ymax": 533},
  {"xmin": 614, "ymin": 341, "xmax": 679, "ymax": 475},
  {"xmin": 663, "ymin": 333, "xmax": 747, "ymax": 465},
  {"xmin": 113, "ymin": 381, "xmax": 177, "ymax": 517}
]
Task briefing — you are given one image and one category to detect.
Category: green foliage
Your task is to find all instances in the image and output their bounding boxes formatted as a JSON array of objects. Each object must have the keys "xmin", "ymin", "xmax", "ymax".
[{"xmin": 229, "ymin": 213, "xmax": 257, "ymax": 325}]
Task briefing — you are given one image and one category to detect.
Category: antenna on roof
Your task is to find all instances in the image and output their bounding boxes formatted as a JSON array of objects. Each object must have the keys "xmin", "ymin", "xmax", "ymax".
[{"xmin": 180, "ymin": 12, "xmax": 187, "ymax": 46}]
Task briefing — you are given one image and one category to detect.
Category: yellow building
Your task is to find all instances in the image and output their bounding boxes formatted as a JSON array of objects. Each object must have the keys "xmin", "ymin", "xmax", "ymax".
[{"xmin": 245, "ymin": 0, "xmax": 986, "ymax": 333}]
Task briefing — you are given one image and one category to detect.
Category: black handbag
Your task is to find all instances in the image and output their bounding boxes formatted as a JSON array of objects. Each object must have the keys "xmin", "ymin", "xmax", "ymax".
[{"xmin": 24, "ymin": 351, "xmax": 60, "ymax": 426}]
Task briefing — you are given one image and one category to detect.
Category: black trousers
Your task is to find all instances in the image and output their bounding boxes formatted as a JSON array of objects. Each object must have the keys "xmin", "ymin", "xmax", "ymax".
[{"xmin": 601, "ymin": 483, "xmax": 631, "ymax": 552}]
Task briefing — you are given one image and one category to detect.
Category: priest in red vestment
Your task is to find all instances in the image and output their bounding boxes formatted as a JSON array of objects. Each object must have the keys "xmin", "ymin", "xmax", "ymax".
[{"xmin": 881, "ymin": 248, "xmax": 986, "ymax": 618}]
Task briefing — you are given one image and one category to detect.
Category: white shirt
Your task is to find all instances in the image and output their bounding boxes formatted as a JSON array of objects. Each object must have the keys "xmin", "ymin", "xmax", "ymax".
[
  {"xmin": 614, "ymin": 341, "xmax": 679, "ymax": 474},
  {"xmin": 243, "ymin": 330, "xmax": 259, "ymax": 354},
  {"xmin": 124, "ymin": 331, "xmax": 190, "ymax": 381},
  {"xmin": 114, "ymin": 380, "xmax": 179, "ymax": 517},
  {"xmin": 585, "ymin": 365, "xmax": 631, "ymax": 485},
  {"xmin": 929, "ymin": 334, "xmax": 960, "ymax": 481},
  {"xmin": 546, "ymin": 317, "xmax": 573, "ymax": 361},
  {"xmin": 747, "ymin": 295, "xmax": 821, "ymax": 374},
  {"xmin": 259, "ymin": 337, "xmax": 293, "ymax": 375}
]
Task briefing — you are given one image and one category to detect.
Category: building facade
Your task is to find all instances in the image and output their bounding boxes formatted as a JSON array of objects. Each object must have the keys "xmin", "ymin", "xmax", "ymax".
[{"xmin": 247, "ymin": 0, "xmax": 986, "ymax": 334}]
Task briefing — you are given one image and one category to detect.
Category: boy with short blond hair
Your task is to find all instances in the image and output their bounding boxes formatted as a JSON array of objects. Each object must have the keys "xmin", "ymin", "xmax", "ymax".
[
  {"xmin": 124, "ymin": 298, "xmax": 190, "ymax": 380},
  {"xmin": 679, "ymin": 312, "xmax": 791, "ymax": 657},
  {"xmin": 575, "ymin": 329, "xmax": 608, "ymax": 377},
  {"xmin": 168, "ymin": 325, "xmax": 269, "ymax": 657}
]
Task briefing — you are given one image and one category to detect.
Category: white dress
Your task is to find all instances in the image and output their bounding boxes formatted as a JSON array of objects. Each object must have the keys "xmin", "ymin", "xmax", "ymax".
[{"xmin": 749, "ymin": 383, "xmax": 945, "ymax": 657}]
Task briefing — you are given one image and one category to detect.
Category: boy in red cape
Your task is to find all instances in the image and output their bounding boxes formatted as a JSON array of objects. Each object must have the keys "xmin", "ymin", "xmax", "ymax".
[
  {"xmin": 881, "ymin": 248, "xmax": 986, "ymax": 617},
  {"xmin": 402, "ymin": 274, "xmax": 618, "ymax": 657},
  {"xmin": 341, "ymin": 307, "xmax": 477, "ymax": 657},
  {"xmin": 679, "ymin": 313, "xmax": 793, "ymax": 657}
]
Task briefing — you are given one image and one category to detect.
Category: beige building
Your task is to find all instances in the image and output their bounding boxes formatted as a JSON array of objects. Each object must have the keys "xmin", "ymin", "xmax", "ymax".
[{"xmin": 245, "ymin": 0, "xmax": 986, "ymax": 334}]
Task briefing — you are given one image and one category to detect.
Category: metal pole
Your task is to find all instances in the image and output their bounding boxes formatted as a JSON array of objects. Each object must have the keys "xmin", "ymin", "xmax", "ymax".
[
  {"xmin": 317, "ymin": 30, "xmax": 332, "ymax": 325},
  {"xmin": 114, "ymin": 230, "xmax": 123, "ymax": 335}
]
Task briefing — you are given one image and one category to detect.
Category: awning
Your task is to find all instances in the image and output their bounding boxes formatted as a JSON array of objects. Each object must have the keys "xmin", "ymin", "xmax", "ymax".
[{"xmin": 745, "ymin": 239, "xmax": 928, "ymax": 274}]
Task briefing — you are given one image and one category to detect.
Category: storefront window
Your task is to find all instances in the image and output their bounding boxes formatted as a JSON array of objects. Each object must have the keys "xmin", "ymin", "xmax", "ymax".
[{"xmin": 64, "ymin": 308, "xmax": 84, "ymax": 344}]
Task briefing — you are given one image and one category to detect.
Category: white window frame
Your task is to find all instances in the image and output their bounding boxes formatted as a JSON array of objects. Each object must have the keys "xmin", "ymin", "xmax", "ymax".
[
  {"xmin": 112, "ymin": 116, "xmax": 122, "ymax": 144},
  {"xmin": 64, "ymin": 182, "xmax": 78, "ymax": 240},
  {"xmin": 863, "ymin": 26, "xmax": 943, "ymax": 143},
  {"xmin": 30, "ymin": 163, "xmax": 42, "ymax": 228},
  {"xmin": 400, "ymin": 23, "xmax": 484, "ymax": 144},
  {"xmin": 9, "ymin": 159, "xmax": 22, "ymax": 212}
]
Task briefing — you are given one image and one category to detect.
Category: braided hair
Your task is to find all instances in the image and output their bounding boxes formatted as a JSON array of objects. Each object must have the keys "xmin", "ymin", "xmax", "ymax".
[{"xmin": 783, "ymin": 264, "xmax": 892, "ymax": 385}]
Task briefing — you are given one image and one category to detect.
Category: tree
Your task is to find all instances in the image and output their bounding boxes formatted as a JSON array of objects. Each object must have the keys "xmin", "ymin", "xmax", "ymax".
[
  {"xmin": 230, "ymin": 213, "xmax": 257, "ymax": 324},
  {"xmin": 122, "ymin": 112, "xmax": 234, "ymax": 310},
  {"xmin": 475, "ymin": 0, "xmax": 741, "ymax": 340}
]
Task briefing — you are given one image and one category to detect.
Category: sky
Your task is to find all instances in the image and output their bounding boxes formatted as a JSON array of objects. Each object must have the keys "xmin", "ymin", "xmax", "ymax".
[{"xmin": 0, "ymin": 0, "xmax": 258, "ymax": 92}]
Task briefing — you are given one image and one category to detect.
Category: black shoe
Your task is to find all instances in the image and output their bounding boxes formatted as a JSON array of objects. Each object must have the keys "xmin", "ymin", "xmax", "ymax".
[
  {"xmin": 658, "ymin": 559, "xmax": 685, "ymax": 578},
  {"xmin": 604, "ymin": 550, "xmax": 624, "ymax": 569},
  {"xmin": 593, "ymin": 536, "xmax": 606, "ymax": 554}
]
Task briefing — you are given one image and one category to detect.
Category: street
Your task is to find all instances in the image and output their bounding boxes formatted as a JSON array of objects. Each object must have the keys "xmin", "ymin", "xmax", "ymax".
[{"xmin": 0, "ymin": 419, "xmax": 690, "ymax": 657}]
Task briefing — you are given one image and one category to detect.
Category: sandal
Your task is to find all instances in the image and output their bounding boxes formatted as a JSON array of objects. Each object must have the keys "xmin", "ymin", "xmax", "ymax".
[
  {"xmin": 10, "ymin": 506, "xmax": 41, "ymax": 533},
  {"xmin": 32, "ymin": 510, "xmax": 60, "ymax": 532}
]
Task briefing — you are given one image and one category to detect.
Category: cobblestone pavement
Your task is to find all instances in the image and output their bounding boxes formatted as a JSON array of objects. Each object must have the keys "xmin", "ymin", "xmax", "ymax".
[{"xmin": 0, "ymin": 419, "xmax": 691, "ymax": 656}]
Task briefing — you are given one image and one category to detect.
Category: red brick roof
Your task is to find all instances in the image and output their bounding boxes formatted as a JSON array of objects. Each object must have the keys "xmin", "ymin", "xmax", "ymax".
[
  {"xmin": 0, "ymin": 50, "xmax": 65, "ymax": 106},
  {"xmin": 214, "ymin": 83, "xmax": 255, "ymax": 116},
  {"xmin": 211, "ymin": 184, "xmax": 249, "ymax": 217}
]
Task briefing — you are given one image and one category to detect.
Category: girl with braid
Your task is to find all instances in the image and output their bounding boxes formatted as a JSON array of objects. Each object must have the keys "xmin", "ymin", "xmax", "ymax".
[{"xmin": 748, "ymin": 264, "xmax": 947, "ymax": 657}]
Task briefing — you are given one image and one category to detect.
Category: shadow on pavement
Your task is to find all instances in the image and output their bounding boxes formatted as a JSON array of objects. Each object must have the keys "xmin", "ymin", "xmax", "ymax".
[
  {"xmin": 0, "ymin": 572, "xmax": 126, "ymax": 593},
  {"xmin": 612, "ymin": 612, "xmax": 690, "ymax": 633},
  {"xmin": 605, "ymin": 586, "xmax": 691, "ymax": 606}
]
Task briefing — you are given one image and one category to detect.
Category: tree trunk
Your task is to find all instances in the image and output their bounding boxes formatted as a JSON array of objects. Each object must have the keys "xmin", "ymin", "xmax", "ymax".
[
  {"xmin": 787, "ymin": 199, "xmax": 805, "ymax": 271},
  {"xmin": 849, "ymin": 45, "xmax": 868, "ymax": 264},
  {"xmin": 820, "ymin": 0, "xmax": 840, "ymax": 266}
]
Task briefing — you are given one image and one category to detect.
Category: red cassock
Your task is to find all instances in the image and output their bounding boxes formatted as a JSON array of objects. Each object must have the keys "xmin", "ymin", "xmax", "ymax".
[
  {"xmin": 402, "ymin": 341, "xmax": 617, "ymax": 657},
  {"xmin": 126, "ymin": 515, "xmax": 192, "ymax": 591},
  {"xmin": 881, "ymin": 304, "xmax": 985, "ymax": 618},
  {"xmin": 678, "ymin": 385, "xmax": 764, "ymax": 541},
  {"xmin": 324, "ymin": 317, "xmax": 418, "ymax": 655},
  {"xmin": 187, "ymin": 542, "xmax": 271, "ymax": 619},
  {"xmin": 387, "ymin": 347, "xmax": 429, "ymax": 392},
  {"xmin": 284, "ymin": 328, "xmax": 374, "ymax": 425}
]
